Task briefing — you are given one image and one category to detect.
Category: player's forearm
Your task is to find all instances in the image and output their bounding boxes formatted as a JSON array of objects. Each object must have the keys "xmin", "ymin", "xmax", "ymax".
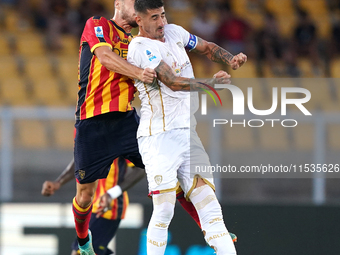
[
  {"xmin": 205, "ymin": 42, "xmax": 234, "ymax": 66},
  {"xmin": 191, "ymin": 37, "xmax": 234, "ymax": 66},
  {"xmin": 55, "ymin": 158, "xmax": 75, "ymax": 186},
  {"xmin": 95, "ymin": 47, "xmax": 143, "ymax": 80},
  {"xmin": 155, "ymin": 60, "xmax": 227, "ymax": 91}
]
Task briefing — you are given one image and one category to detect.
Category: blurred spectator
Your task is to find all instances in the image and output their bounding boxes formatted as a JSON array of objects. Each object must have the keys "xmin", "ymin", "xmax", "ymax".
[
  {"xmin": 256, "ymin": 12, "xmax": 284, "ymax": 76},
  {"xmin": 70, "ymin": 0, "xmax": 109, "ymax": 39},
  {"xmin": 167, "ymin": 0, "xmax": 190, "ymax": 10},
  {"xmin": 247, "ymin": 0, "xmax": 264, "ymax": 12},
  {"xmin": 190, "ymin": 3, "xmax": 218, "ymax": 76},
  {"xmin": 215, "ymin": 4, "xmax": 254, "ymax": 58},
  {"xmin": 46, "ymin": 0, "xmax": 71, "ymax": 50},
  {"xmin": 331, "ymin": 19, "xmax": 340, "ymax": 56},
  {"xmin": 30, "ymin": 0, "xmax": 108, "ymax": 51},
  {"xmin": 191, "ymin": 4, "xmax": 217, "ymax": 41},
  {"xmin": 285, "ymin": 9, "xmax": 321, "ymax": 76}
]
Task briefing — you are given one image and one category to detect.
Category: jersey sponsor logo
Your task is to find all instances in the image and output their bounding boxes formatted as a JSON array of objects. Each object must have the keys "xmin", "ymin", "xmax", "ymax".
[
  {"xmin": 94, "ymin": 26, "xmax": 104, "ymax": 37},
  {"xmin": 146, "ymin": 49, "xmax": 157, "ymax": 61},
  {"xmin": 171, "ymin": 61, "xmax": 180, "ymax": 74},
  {"xmin": 115, "ymin": 35, "xmax": 130, "ymax": 44},
  {"xmin": 155, "ymin": 223, "xmax": 168, "ymax": 228},
  {"xmin": 148, "ymin": 238, "xmax": 167, "ymax": 247},
  {"xmin": 154, "ymin": 175, "xmax": 163, "ymax": 185},
  {"xmin": 206, "ymin": 232, "xmax": 228, "ymax": 242},
  {"xmin": 209, "ymin": 217, "xmax": 223, "ymax": 224}
]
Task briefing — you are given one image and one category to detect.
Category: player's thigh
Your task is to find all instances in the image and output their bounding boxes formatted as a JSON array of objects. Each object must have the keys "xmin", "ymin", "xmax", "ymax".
[
  {"xmin": 74, "ymin": 114, "xmax": 120, "ymax": 183},
  {"xmin": 117, "ymin": 109, "xmax": 145, "ymax": 168},
  {"xmin": 177, "ymin": 129, "xmax": 214, "ymax": 198},
  {"xmin": 138, "ymin": 129, "xmax": 187, "ymax": 194}
]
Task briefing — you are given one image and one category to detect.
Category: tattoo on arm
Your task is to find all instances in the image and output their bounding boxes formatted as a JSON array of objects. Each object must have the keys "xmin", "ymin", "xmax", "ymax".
[
  {"xmin": 154, "ymin": 61, "xmax": 228, "ymax": 91},
  {"xmin": 210, "ymin": 45, "xmax": 234, "ymax": 65},
  {"xmin": 191, "ymin": 37, "xmax": 234, "ymax": 65}
]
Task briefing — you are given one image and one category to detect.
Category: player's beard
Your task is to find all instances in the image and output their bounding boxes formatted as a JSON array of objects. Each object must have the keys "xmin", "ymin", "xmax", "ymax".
[{"xmin": 121, "ymin": 7, "xmax": 138, "ymax": 28}]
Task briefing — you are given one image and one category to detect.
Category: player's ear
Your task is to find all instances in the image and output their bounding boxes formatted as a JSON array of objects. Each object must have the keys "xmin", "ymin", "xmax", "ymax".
[
  {"xmin": 115, "ymin": 0, "xmax": 120, "ymax": 11},
  {"xmin": 135, "ymin": 14, "xmax": 142, "ymax": 26}
]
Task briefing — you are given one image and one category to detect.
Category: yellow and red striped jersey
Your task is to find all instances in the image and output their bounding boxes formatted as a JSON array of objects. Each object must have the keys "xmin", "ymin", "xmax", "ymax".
[
  {"xmin": 92, "ymin": 158, "xmax": 134, "ymax": 220},
  {"xmin": 76, "ymin": 16, "xmax": 135, "ymax": 120}
]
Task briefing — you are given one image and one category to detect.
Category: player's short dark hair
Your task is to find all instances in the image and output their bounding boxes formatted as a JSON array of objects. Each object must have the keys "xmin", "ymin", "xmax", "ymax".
[{"xmin": 134, "ymin": 0, "xmax": 164, "ymax": 14}]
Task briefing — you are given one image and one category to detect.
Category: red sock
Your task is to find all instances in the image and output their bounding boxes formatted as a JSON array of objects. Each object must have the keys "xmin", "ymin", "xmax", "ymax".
[
  {"xmin": 176, "ymin": 190, "xmax": 201, "ymax": 228},
  {"xmin": 72, "ymin": 197, "xmax": 93, "ymax": 239}
]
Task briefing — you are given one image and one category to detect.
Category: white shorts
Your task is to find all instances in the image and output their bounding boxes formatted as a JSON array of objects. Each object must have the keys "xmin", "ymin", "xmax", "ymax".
[{"xmin": 138, "ymin": 128, "xmax": 214, "ymax": 199}]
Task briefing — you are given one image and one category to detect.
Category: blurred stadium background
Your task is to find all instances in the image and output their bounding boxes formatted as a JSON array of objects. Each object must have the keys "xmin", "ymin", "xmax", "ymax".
[{"xmin": 0, "ymin": 0, "xmax": 339, "ymax": 254}]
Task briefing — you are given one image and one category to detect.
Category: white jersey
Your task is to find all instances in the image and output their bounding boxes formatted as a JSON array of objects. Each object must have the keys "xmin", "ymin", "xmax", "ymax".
[{"xmin": 127, "ymin": 24, "xmax": 199, "ymax": 138}]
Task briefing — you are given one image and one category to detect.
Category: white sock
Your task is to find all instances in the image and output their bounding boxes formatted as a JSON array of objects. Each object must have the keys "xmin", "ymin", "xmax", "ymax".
[
  {"xmin": 147, "ymin": 191, "xmax": 176, "ymax": 255},
  {"xmin": 189, "ymin": 185, "xmax": 236, "ymax": 255}
]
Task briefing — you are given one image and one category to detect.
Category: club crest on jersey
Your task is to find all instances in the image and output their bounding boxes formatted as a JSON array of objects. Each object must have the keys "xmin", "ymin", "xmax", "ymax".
[
  {"xmin": 176, "ymin": 42, "xmax": 184, "ymax": 50},
  {"xmin": 79, "ymin": 170, "xmax": 86, "ymax": 179},
  {"xmin": 94, "ymin": 26, "xmax": 104, "ymax": 38},
  {"xmin": 154, "ymin": 175, "xmax": 163, "ymax": 185},
  {"xmin": 146, "ymin": 50, "xmax": 157, "ymax": 61}
]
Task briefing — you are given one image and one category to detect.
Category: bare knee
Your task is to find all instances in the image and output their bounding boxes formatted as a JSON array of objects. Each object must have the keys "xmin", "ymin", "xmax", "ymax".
[
  {"xmin": 195, "ymin": 177, "xmax": 206, "ymax": 188},
  {"xmin": 76, "ymin": 181, "xmax": 97, "ymax": 208}
]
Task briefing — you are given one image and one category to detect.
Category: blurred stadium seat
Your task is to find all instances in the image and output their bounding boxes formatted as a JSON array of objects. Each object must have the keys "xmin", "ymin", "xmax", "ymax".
[
  {"xmin": 298, "ymin": 0, "xmax": 328, "ymax": 16},
  {"xmin": 0, "ymin": 56, "xmax": 20, "ymax": 79},
  {"xmin": 167, "ymin": 8, "xmax": 194, "ymax": 30},
  {"xmin": 0, "ymin": 77, "xmax": 33, "ymax": 105},
  {"xmin": 56, "ymin": 55, "xmax": 79, "ymax": 104},
  {"xmin": 3, "ymin": 8, "xmax": 20, "ymax": 32},
  {"xmin": 196, "ymin": 121, "xmax": 209, "ymax": 146},
  {"xmin": 293, "ymin": 124, "xmax": 314, "ymax": 150},
  {"xmin": 56, "ymin": 56, "xmax": 78, "ymax": 81},
  {"xmin": 259, "ymin": 125, "xmax": 290, "ymax": 150},
  {"xmin": 32, "ymin": 78, "xmax": 65, "ymax": 106},
  {"xmin": 265, "ymin": 0, "xmax": 295, "ymax": 16},
  {"xmin": 0, "ymin": 35, "xmax": 11, "ymax": 56},
  {"xmin": 229, "ymin": 60, "xmax": 257, "ymax": 78},
  {"xmin": 50, "ymin": 120, "xmax": 75, "ymax": 149},
  {"xmin": 224, "ymin": 126, "xmax": 255, "ymax": 150},
  {"xmin": 15, "ymin": 32, "xmax": 46, "ymax": 56},
  {"xmin": 276, "ymin": 15, "xmax": 297, "ymax": 38},
  {"xmin": 299, "ymin": 79, "xmax": 331, "ymax": 110},
  {"xmin": 14, "ymin": 120, "xmax": 50, "ymax": 148},
  {"xmin": 312, "ymin": 15, "xmax": 331, "ymax": 39},
  {"xmin": 328, "ymin": 124, "xmax": 340, "ymax": 150},
  {"xmin": 24, "ymin": 56, "xmax": 55, "ymax": 81},
  {"xmin": 330, "ymin": 59, "xmax": 340, "ymax": 78},
  {"xmin": 60, "ymin": 35, "xmax": 79, "ymax": 56}
]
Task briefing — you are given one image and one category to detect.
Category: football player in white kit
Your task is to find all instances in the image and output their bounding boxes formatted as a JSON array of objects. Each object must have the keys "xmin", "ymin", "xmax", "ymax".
[{"xmin": 127, "ymin": 0, "xmax": 247, "ymax": 254}]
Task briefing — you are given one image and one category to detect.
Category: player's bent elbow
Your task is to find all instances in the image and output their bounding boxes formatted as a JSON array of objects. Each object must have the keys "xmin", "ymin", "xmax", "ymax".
[{"xmin": 97, "ymin": 54, "xmax": 111, "ymax": 69}]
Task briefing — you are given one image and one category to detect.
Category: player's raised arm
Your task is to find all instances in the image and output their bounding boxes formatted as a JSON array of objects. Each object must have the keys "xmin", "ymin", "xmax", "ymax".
[
  {"xmin": 154, "ymin": 60, "xmax": 231, "ymax": 91},
  {"xmin": 191, "ymin": 36, "xmax": 247, "ymax": 70}
]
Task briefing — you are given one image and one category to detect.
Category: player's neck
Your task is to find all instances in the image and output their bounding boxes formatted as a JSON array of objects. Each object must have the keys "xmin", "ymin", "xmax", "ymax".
[{"xmin": 112, "ymin": 16, "xmax": 132, "ymax": 33}]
